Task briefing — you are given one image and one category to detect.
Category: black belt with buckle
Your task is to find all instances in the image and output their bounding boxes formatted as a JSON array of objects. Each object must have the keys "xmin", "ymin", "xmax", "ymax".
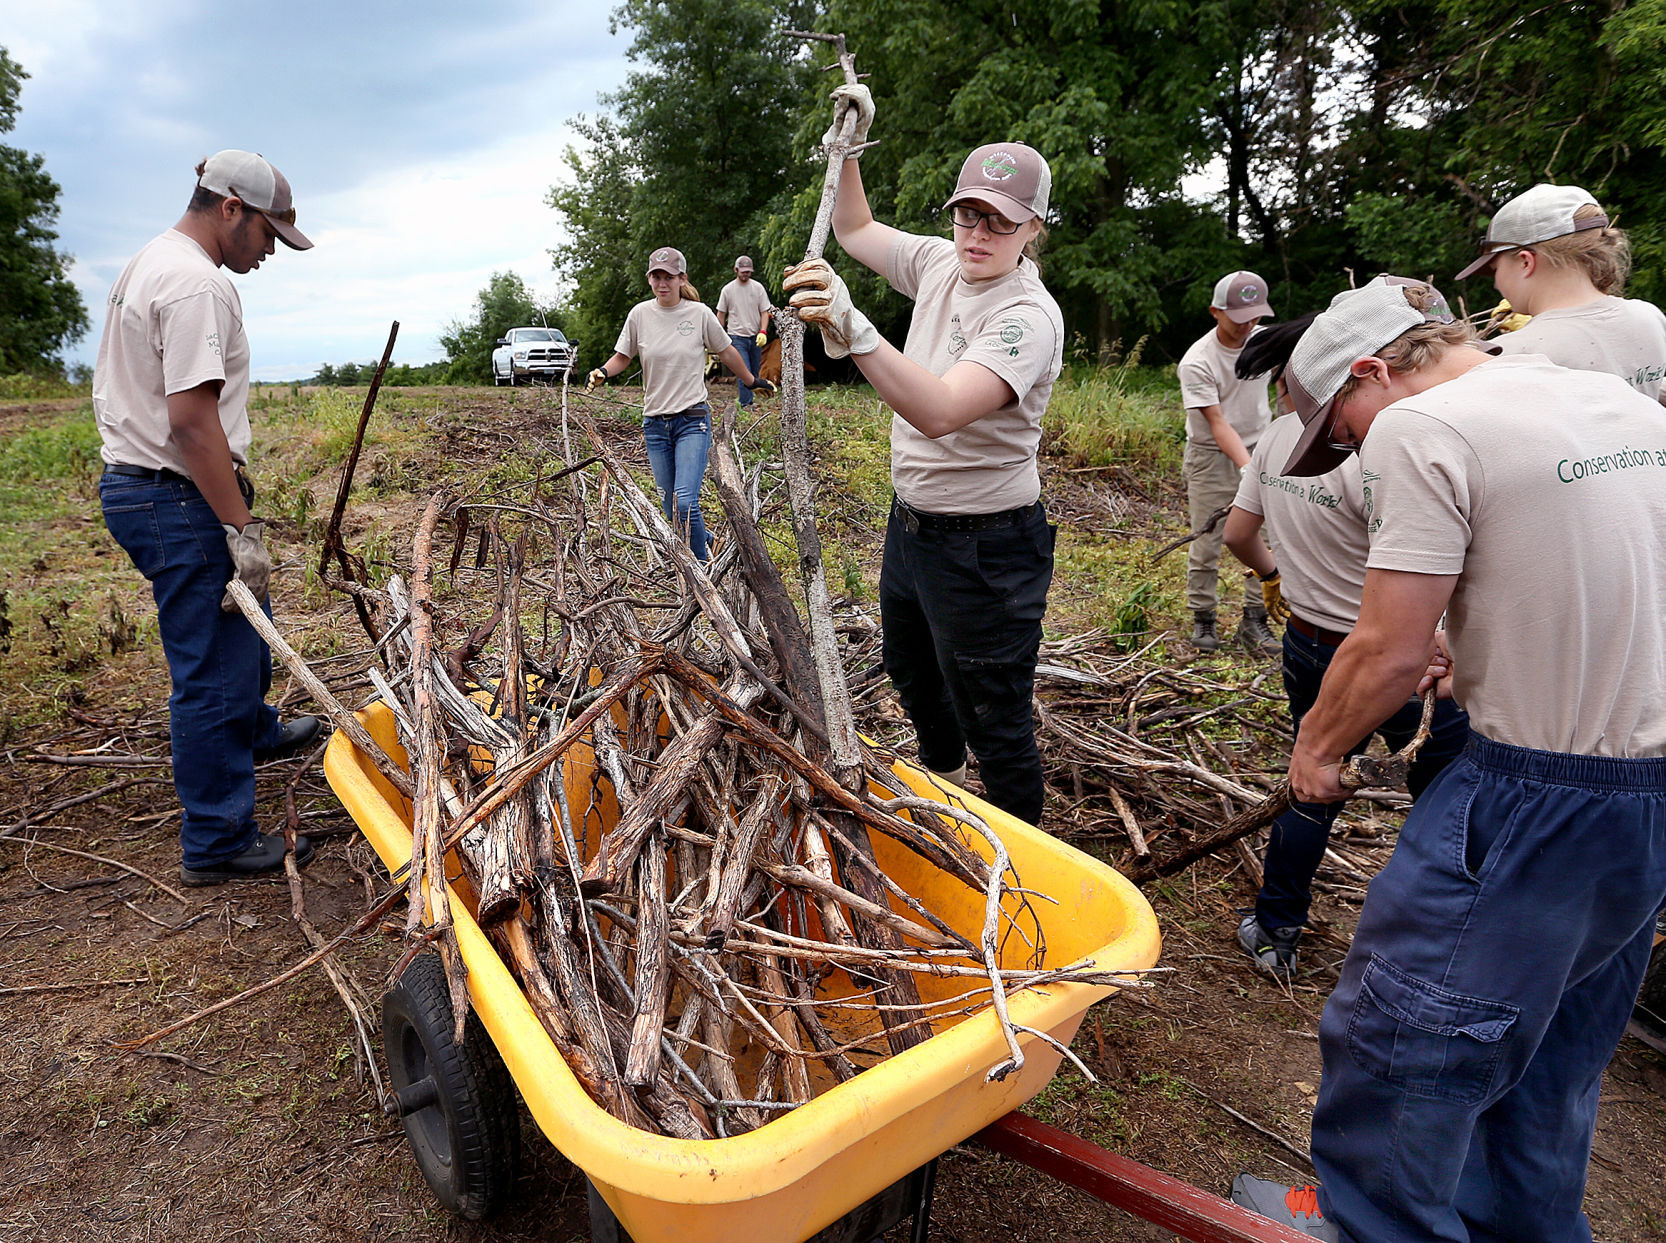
[
  {"xmin": 892, "ymin": 495, "xmax": 1041, "ymax": 534},
  {"xmin": 105, "ymin": 463, "xmax": 256, "ymax": 507}
]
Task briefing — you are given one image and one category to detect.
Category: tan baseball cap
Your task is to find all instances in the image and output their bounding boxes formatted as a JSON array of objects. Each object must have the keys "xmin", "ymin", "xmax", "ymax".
[
  {"xmin": 1455, "ymin": 183, "xmax": 1610, "ymax": 280},
  {"xmin": 197, "ymin": 150, "xmax": 312, "ymax": 250},
  {"xmin": 1211, "ymin": 271, "xmax": 1274, "ymax": 323},
  {"xmin": 734, "ymin": 255, "xmax": 754, "ymax": 272},
  {"xmin": 943, "ymin": 142, "xmax": 1051, "ymax": 223},
  {"xmin": 1282, "ymin": 276, "xmax": 1455, "ymax": 477},
  {"xmin": 645, "ymin": 246, "xmax": 686, "ymax": 276}
]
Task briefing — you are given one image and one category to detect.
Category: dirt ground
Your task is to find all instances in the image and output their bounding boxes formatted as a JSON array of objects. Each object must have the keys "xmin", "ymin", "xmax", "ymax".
[{"xmin": 2, "ymin": 384, "xmax": 1663, "ymax": 1243}]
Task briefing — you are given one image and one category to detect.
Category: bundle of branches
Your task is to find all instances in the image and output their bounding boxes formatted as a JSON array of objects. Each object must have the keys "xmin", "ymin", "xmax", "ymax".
[{"xmin": 358, "ymin": 404, "xmax": 1148, "ymax": 1140}]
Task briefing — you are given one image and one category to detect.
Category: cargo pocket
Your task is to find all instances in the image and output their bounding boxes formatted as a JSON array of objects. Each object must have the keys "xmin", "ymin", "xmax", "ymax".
[{"xmin": 1346, "ymin": 955, "xmax": 1517, "ymax": 1106}]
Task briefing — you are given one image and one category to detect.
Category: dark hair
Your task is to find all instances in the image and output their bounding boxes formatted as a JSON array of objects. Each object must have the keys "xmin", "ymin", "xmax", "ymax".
[
  {"xmin": 188, "ymin": 160, "xmax": 224, "ymax": 214},
  {"xmin": 1235, "ymin": 311, "xmax": 1319, "ymax": 382}
]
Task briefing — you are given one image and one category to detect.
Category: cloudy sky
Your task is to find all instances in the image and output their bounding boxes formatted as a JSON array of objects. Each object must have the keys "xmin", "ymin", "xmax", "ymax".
[{"xmin": 3, "ymin": 0, "xmax": 632, "ymax": 380}]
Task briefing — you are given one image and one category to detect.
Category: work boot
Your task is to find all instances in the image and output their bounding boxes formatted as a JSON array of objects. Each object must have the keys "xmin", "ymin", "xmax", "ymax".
[
  {"xmin": 254, "ymin": 715, "xmax": 322, "ymax": 762},
  {"xmin": 181, "ymin": 831, "xmax": 315, "ymax": 887},
  {"xmin": 1190, "ymin": 610, "xmax": 1220, "ymax": 652},
  {"xmin": 1238, "ymin": 604, "xmax": 1282, "ymax": 657},
  {"xmin": 1238, "ymin": 914, "xmax": 1302, "ymax": 979},
  {"xmin": 1229, "ymin": 1177, "xmax": 1340, "ymax": 1241}
]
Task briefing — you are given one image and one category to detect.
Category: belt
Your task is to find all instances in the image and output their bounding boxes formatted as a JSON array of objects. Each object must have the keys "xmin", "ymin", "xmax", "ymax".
[
  {"xmin": 892, "ymin": 496, "xmax": 1042, "ymax": 533},
  {"xmin": 104, "ymin": 463, "xmax": 256, "ymax": 507},
  {"xmin": 1288, "ymin": 614, "xmax": 1351, "ymax": 646}
]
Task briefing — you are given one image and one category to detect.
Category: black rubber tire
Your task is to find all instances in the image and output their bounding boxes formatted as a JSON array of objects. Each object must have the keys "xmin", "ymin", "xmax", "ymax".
[{"xmin": 381, "ymin": 953, "xmax": 520, "ymax": 1219}]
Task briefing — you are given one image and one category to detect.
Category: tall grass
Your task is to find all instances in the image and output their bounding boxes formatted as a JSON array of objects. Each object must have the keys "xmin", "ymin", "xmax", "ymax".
[{"xmin": 1042, "ymin": 338, "xmax": 1183, "ymax": 476}]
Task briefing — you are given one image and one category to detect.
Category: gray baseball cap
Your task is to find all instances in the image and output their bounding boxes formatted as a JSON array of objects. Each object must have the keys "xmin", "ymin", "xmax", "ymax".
[
  {"xmin": 1455, "ymin": 183, "xmax": 1609, "ymax": 280},
  {"xmin": 1211, "ymin": 270, "xmax": 1274, "ymax": 323},
  {"xmin": 1282, "ymin": 276, "xmax": 1455, "ymax": 477},
  {"xmin": 197, "ymin": 150, "xmax": 312, "ymax": 250},
  {"xmin": 944, "ymin": 142, "xmax": 1052, "ymax": 223},
  {"xmin": 734, "ymin": 255, "xmax": 754, "ymax": 272}
]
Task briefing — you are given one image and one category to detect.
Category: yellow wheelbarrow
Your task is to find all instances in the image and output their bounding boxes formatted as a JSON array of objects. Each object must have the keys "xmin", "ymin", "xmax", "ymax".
[{"xmin": 325, "ymin": 701, "xmax": 1161, "ymax": 1241}]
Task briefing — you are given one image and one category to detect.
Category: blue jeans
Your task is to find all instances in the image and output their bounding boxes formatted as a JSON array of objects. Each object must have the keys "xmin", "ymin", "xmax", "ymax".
[
  {"xmin": 729, "ymin": 334, "xmax": 762, "ymax": 406},
  {"xmin": 100, "ymin": 471, "xmax": 282, "ymax": 867},
  {"xmin": 879, "ymin": 499, "xmax": 1054, "ymax": 825},
  {"xmin": 643, "ymin": 406, "xmax": 710, "ymax": 560},
  {"xmin": 1313, "ymin": 735, "xmax": 1666, "ymax": 1242},
  {"xmin": 1256, "ymin": 623, "xmax": 1471, "ymax": 931}
]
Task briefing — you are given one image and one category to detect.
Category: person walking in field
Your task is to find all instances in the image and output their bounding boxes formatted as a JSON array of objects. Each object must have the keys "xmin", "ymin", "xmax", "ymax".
[
  {"xmin": 1230, "ymin": 277, "xmax": 1666, "ymax": 1242},
  {"xmin": 1457, "ymin": 182, "xmax": 1666, "ymax": 402},
  {"xmin": 716, "ymin": 255, "xmax": 774, "ymax": 407},
  {"xmin": 587, "ymin": 246, "xmax": 762, "ymax": 562},
  {"xmin": 1222, "ymin": 287, "xmax": 1469, "ymax": 982},
  {"xmin": 782, "ymin": 84, "xmax": 1063, "ymax": 827},
  {"xmin": 1179, "ymin": 271, "xmax": 1282, "ymax": 655},
  {"xmin": 93, "ymin": 149, "xmax": 320, "ymax": 886}
]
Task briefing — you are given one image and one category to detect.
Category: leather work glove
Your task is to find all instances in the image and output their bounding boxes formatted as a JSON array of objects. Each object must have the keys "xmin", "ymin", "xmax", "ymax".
[
  {"xmin": 586, "ymin": 367, "xmax": 608, "ymax": 392},
  {"xmin": 221, "ymin": 520, "xmax": 272, "ymax": 610},
  {"xmin": 821, "ymin": 83, "xmax": 875, "ymax": 156},
  {"xmin": 781, "ymin": 259, "xmax": 882, "ymax": 358},
  {"xmin": 755, "ymin": 332, "xmax": 768, "ymax": 348},
  {"xmin": 1258, "ymin": 569, "xmax": 1292, "ymax": 625},
  {"xmin": 1489, "ymin": 299, "xmax": 1532, "ymax": 334}
]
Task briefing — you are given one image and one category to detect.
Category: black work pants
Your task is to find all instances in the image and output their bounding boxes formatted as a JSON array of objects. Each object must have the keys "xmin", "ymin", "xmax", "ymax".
[{"xmin": 879, "ymin": 499, "xmax": 1054, "ymax": 826}]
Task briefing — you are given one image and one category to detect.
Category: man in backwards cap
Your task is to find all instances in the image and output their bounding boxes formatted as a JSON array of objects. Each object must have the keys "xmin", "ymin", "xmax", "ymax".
[
  {"xmin": 93, "ymin": 150, "xmax": 319, "ymax": 886},
  {"xmin": 1230, "ymin": 277, "xmax": 1666, "ymax": 1240}
]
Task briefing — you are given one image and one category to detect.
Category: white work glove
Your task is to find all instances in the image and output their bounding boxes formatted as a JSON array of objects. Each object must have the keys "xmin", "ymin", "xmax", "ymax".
[
  {"xmin": 820, "ymin": 83, "xmax": 874, "ymax": 157},
  {"xmin": 781, "ymin": 259, "xmax": 882, "ymax": 359},
  {"xmin": 221, "ymin": 520, "xmax": 271, "ymax": 610},
  {"xmin": 586, "ymin": 367, "xmax": 608, "ymax": 392},
  {"xmin": 754, "ymin": 332, "xmax": 768, "ymax": 348}
]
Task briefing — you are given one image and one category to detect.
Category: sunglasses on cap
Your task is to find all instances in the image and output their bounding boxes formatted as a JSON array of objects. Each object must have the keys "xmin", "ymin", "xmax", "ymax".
[
  {"xmin": 231, "ymin": 196, "xmax": 298, "ymax": 227},
  {"xmin": 947, "ymin": 205, "xmax": 1021, "ymax": 235}
]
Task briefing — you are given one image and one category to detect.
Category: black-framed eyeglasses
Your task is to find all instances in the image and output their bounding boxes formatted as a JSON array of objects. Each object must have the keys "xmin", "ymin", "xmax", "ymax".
[
  {"xmin": 1324, "ymin": 408, "xmax": 1358, "ymax": 455},
  {"xmin": 948, "ymin": 205, "xmax": 1020, "ymax": 235}
]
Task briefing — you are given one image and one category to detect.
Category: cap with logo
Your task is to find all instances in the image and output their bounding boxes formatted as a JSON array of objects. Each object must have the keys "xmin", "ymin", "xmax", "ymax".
[
  {"xmin": 943, "ymin": 142, "xmax": 1051, "ymax": 224},
  {"xmin": 734, "ymin": 255, "xmax": 754, "ymax": 272},
  {"xmin": 1211, "ymin": 271, "xmax": 1274, "ymax": 324},
  {"xmin": 198, "ymin": 150, "xmax": 312, "ymax": 250},
  {"xmin": 646, "ymin": 247, "xmax": 687, "ymax": 276},
  {"xmin": 1282, "ymin": 275, "xmax": 1456, "ymax": 477},
  {"xmin": 1455, "ymin": 183, "xmax": 1609, "ymax": 280}
]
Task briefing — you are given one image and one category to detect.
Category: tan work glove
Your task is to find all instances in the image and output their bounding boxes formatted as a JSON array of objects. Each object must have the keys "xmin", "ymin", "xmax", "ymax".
[
  {"xmin": 221, "ymin": 520, "xmax": 271, "ymax": 610},
  {"xmin": 1490, "ymin": 299, "xmax": 1532, "ymax": 334},
  {"xmin": 754, "ymin": 332, "xmax": 768, "ymax": 348},
  {"xmin": 586, "ymin": 367, "xmax": 608, "ymax": 392},
  {"xmin": 782, "ymin": 259, "xmax": 882, "ymax": 359},
  {"xmin": 1259, "ymin": 570, "xmax": 1292, "ymax": 625},
  {"xmin": 821, "ymin": 83, "xmax": 874, "ymax": 156}
]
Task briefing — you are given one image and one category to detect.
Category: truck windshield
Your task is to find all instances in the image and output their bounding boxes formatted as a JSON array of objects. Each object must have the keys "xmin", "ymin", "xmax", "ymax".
[{"xmin": 513, "ymin": 329, "xmax": 566, "ymax": 343}]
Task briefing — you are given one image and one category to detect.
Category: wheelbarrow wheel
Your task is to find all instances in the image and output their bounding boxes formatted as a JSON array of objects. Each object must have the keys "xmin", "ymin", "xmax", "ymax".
[{"xmin": 382, "ymin": 952, "xmax": 520, "ymax": 1219}]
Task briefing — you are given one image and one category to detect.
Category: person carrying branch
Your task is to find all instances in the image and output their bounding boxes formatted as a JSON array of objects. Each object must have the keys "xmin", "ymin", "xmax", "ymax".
[
  {"xmin": 1178, "ymin": 271, "xmax": 1282, "ymax": 655},
  {"xmin": 1222, "ymin": 287, "xmax": 1469, "ymax": 981},
  {"xmin": 1457, "ymin": 182, "xmax": 1666, "ymax": 402},
  {"xmin": 1228, "ymin": 277, "xmax": 1666, "ymax": 1242},
  {"xmin": 587, "ymin": 246, "xmax": 762, "ymax": 562},
  {"xmin": 782, "ymin": 86, "xmax": 1063, "ymax": 827},
  {"xmin": 93, "ymin": 150, "xmax": 320, "ymax": 886}
]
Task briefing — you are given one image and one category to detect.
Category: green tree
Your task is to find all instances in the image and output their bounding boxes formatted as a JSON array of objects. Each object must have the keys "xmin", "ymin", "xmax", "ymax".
[
  {"xmin": 440, "ymin": 271, "xmax": 567, "ymax": 384},
  {"xmin": 0, "ymin": 47, "xmax": 89, "ymax": 375}
]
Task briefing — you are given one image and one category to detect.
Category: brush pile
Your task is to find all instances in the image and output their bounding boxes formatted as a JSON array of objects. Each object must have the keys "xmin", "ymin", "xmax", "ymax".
[{"xmin": 347, "ymin": 403, "xmax": 1148, "ymax": 1140}]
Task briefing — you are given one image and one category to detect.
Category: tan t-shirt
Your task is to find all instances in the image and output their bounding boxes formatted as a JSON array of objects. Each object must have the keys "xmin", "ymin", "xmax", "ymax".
[
  {"xmin": 885, "ymin": 234, "xmax": 1063, "ymax": 513},
  {"xmin": 715, "ymin": 278, "xmax": 771, "ymax": 337},
  {"xmin": 613, "ymin": 299, "xmax": 730, "ymax": 417},
  {"xmin": 1234, "ymin": 414, "xmax": 1370, "ymax": 633},
  {"xmin": 93, "ymin": 229, "xmax": 252, "ymax": 472},
  {"xmin": 1360, "ymin": 354, "xmax": 1666, "ymax": 756},
  {"xmin": 1178, "ymin": 328, "xmax": 1271, "ymax": 450},
  {"xmin": 1491, "ymin": 296, "xmax": 1666, "ymax": 403}
]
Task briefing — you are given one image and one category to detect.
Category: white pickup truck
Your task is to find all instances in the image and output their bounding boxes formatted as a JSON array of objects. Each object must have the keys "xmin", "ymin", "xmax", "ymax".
[{"xmin": 491, "ymin": 327, "xmax": 577, "ymax": 386}]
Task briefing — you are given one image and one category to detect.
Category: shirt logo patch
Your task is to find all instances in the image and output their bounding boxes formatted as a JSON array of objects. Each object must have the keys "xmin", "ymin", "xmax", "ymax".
[
  {"xmin": 206, "ymin": 331, "xmax": 222, "ymax": 359},
  {"xmin": 981, "ymin": 152, "xmax": 1018, "ymax": 182},
  {"xmin": 677, "ymin": 319, "xmax": 695, "ymax": 336},
  {"xmin": 947, "ymin": 313, "xmax": 968, "ymax": 357},
  {"xmin": 1000, "ymin": 324, "xmax": 1024, "ymax": 345}
]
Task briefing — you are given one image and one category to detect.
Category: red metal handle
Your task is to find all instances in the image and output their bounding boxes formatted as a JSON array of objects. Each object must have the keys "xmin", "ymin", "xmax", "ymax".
[{"xmin": 976, "ymin": 1112, "xmax": 1318, "ymax": 1243}]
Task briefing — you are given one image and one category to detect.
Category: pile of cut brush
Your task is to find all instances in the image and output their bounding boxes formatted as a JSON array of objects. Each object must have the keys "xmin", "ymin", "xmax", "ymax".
[{"xmin": 335, "ymin": 401, "xmax": 1147, "ymax": 1140}]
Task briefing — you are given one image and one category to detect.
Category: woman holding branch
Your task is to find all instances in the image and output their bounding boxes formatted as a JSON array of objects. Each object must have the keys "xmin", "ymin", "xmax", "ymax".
[
  {"xmin": 587, "ymin": 246, "xmax": 762, "ymax": 561},
  {"xmin": 783, "ymin": 88, "xmax": 1064, "ymax": 826}
]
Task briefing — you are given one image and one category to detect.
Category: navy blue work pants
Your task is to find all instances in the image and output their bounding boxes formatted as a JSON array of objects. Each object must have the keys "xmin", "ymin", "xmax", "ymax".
[
  {"xmin": 99, "ymin": 471, "xmax": 282, "ymax": 867},
  {"xmin": 1257, "ymin": 623, "xmax": 1471, "ymax": 931},
  {"xmin": 728, "ymin": 334, "xmax": 762, "ymax": 407},
  {"xmin": 879, "ymin": 499, "xmax": 1054, "ymax": 826},
  {"xmin": 1312, "ymin": 734, "xmax": 1666, "ymax": 1242},
  {"xmin": 643, "ymin": 405, "xmax": 710, "ymax": 561}
]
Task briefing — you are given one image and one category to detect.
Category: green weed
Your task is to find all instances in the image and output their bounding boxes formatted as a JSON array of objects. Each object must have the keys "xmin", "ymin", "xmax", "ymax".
[{"xmin": 1044, "ymin": 343, "xmax": 1184, "ymax": 476}]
